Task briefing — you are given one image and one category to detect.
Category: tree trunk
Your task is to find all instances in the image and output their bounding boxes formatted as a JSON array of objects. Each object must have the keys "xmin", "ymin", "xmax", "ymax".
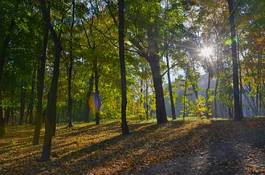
[
  {"xmin": 85, "ymin": 75, "xmax": 94, "ymax": 121},
  {"xmin": 205, "ymin": 71, "xmax": 211, "ymax": 118},
  {"xmin": 149, "ymin": 55, "xmax": 168, "ymax": 124},
  {"xmin": 118, "ymin": 0, "xmax": 129, "ymax": 135},
  {"xmin": 67, "ymin": 0, "xmax": 75, "ymax": 128},
  {"xmin": 28, "ymin": 65, "xmax": 36, "ymax": 124},
  {"xmin": 214, "ymin": 77, "xmax": 219, "ymax": 118},
  {"xmin": 183, "ymin": 76, "xmax": 188, "ymax": 120},
  {"xmin": 145, "ymin": 80, "xmax": 149, "ymax": 120},
  {"xmin": 166, "ymin": 52, "xmax": 176, "ymax": 120},
  {"xmin": 5, "ymin": 108, "xmax": 10, "ymax": 124},
  {"xmin": 227, "ymin": 0, "xmax": 242, "ymax": 121},
  {"xmin": 94, "ymin": 58, "xmax": 100, "ymax": 125},
  {"xmin": 237, "ymin": 37, "xmax": 244, "ymax": 118},
  {"xmin": 33, "ymin": 5, "xmax": 49, "ymax": 145},
  {"xmin": 40, "ymin": 0, "xmax": 62, "ymax": 161},
  {"xmin": 19, "ymin": 85, "xmax": 26, "ymax": 125},
  {"xmin": 0, "ymin": 105, "xmax": 5, "ymax": 137}
]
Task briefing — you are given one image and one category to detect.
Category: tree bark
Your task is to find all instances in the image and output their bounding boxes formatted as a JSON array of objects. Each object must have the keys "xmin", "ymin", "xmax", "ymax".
[
  {"xmin": 145, "ymin": 80, "xmax": 149, "ymax": 120},
  {"xmin": 205, "ymin": 71, "xmax": 211, "ymax": 118},
  {"xmin": 19, "ymin": 85, "xmax": 26, "ymax": 125},
  {"xmin": 85, "ymin": 75, "xmax": 94, "ymax": 121},
  {"xmin": 118, "ymin": 0, "xmax": 129, "ymax": 135},
  {"xmin": 28, "ymin": 65, "xmax": 36, "ymax": 124},
  {"xmin": 33, "ymin": 3, "xmax": 49, "ymax": 145},
  {"xmin": 166, "ymin": 52, "xmax": 176, "ymax": 120},
  {"xmin": 94, "ymin": 58, "xmax": 100, "ymax": 125},
  {"xmin": 214, "ymin": 77, "xmax": 219, "ymax": 117},
  {"xmin": 40, "ymin": 0, "xmax": 62, "ymax": 161},
  {"xmin": 149, "ymin": 55, "xmax": 168, "ymax": 124},
  {"xmin": 183, "ymin": 75, "xmax": 188, "ymax": 120},
  {"xmin": 67, "ymin": 0, "xmax": 75, "ymax": 128},
  {"xmin": 0, "ymin": 105, "xmax": 5, "ymax": 137},
  {"xmin": 227, "ymin": 0, "xmax": 242, "ymax": 121}
]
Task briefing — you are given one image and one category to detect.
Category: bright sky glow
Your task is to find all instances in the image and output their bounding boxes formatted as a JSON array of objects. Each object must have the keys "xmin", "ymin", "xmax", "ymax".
[{"xmin": 199, "ymin": 46, "xmax": 214, "ymax": 58}]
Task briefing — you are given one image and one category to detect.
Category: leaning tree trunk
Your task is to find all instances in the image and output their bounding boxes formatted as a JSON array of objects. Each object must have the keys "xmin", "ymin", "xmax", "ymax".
[
  {"xmin": 40, "ymin": 0, "xmax": 62, "ymax": 161},
  {"xmin": 148, "ymin": 55, "xmax": 168, "ymax": 124},
  {"xmin": 67, "ymin": 0, "xmax": 75, "ymax": 128},
  {"xmin": 166, "ymin": 51, "xmax": 176, "ymax": 120},
  {"xmin": 32, "ymin": 6, "xmax": 49, "ymax": 145},
  {"xmin": 227, "ymin": 0, "xmax": 242, "ymax": 121},
  {"xmin": 118, "ymin": 0, "xmax": 129, "ymax": 135}
]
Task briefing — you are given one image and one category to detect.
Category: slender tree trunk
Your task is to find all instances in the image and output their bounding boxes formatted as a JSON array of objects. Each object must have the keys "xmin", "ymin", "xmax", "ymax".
[
  {"xmin": 227, "ymin": 0, "xmax": 242, "ymax": 121},
  {"xmin": 237, "ymin": 36, "xmax": 244, "ymax": 118},
  {"xmin": 67, "ymin": 0, "xmax": 75, "ymax": 128},
  {"xmin": 33, "ymin": 6, "xmax": 49, "ymax": 145},
  {"xmin": 149, "ymin": 56, "xmax": 168, "ymax": 124},
  {"xmin": 19, "ymin": 85, "xmax": 26, "ymax": 125},
  {"xmin": 166, "ymin": 52, "xmax": 176, "ymax": 120},
  {"xmin": 28, "ymin": 65, "xmax": 36, "ymax": 124},
  {"xmin": 85, "ymin": 75, "xmax": 94, "ymax": 121},
  {"xmin": 94, "ymin": 58, "xmax": 100, "ymax": 125},
  {"xmin": 0, "ymin": 105, "xmax": 5, "ymax": 137},
  {"xmin": 205, "ymin": 71, "xmax": 211, "ymax": 118},
  {"xmin": 5, "ymin": 108, "xmax": 10, "ymax": 124},
  {"xmin": 145, "ymin": 80, "xmax": 149, "ymax": 120},
  {"xmin": 118, "ymin": 0, "xmax": 129, "ymax": 135},
  {"xmin": 40, "ymin": 0, "xmax": 62, "ymax": 161},
  {"xmin": 183, "ymin": 76, "xmax": 188, "ymax": 120},
  {"xmin": 214, "ymin": 77, "xmax": 219, "ymax": 118},
  {"xmin": 11, "ymin": 109, "xmax": 15, "ymax": 125}
]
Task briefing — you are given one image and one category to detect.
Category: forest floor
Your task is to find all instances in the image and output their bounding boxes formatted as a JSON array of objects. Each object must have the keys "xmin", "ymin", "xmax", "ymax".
[{"xmin": 0, "ymin": 118, "xmax": 265, "ymax": 175}]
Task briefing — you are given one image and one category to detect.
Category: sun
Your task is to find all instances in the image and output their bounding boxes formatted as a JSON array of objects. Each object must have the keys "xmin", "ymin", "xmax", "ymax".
[{"xmin": 199, "ymin": 46, "xmax": 214, "ymax": 58}]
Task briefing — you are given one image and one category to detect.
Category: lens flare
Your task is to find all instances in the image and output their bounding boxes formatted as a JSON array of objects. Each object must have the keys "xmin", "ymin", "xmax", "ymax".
[{"xmin": 199, "ymin": 46, "xmax": 214, "ymax": 58}]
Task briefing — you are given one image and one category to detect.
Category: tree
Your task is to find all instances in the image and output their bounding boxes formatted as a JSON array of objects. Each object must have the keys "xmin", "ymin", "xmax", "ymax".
[
  {"xmin": 118, "ymin": 0, "xmax": 129, "ymax": 135},
  {"xmin": 32, "ymin": 1, "xmax": 49, "ymax": 145},
  {"xmin": 67, "ymin": 0, "xmax": 75, "ymax": 128},
  {"xmin": 40, "ymin": 0, "xmax": 62, "ymax": 161},
  {"xmin": 227, "ymin": 0, "xmax": 242, "ymax": 121},
  {"xmin": 165, "ymin": 46, "xmax": 176, "ymax": 120}
]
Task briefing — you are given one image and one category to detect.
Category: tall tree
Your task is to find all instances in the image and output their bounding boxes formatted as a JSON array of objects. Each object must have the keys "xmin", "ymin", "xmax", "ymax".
[
  {"xmin": 227, "ymin": 0, "xmax": 242, "ymax": 121},
  {"xmin": 40, "ymin": 0, "xmax": 62, "ymax": 161},
  {"xmin": 32, "ymin": 7, "xmax": 49, "ymax": 145},
  {"xmin": 165, "ymin": 48, "xmax": 176, "ymax": 120},
  {"xmin": 67, "ymin": 0, "xmax": 75, "ymax": 128},
  {"xmin": 118, "ymin": 0, "xmax": 129, "ymax": 135}
]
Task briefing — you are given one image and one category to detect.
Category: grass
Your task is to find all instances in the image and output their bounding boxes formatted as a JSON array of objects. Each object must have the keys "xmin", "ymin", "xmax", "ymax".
[{"xmin": 0, "ymin": 118, "xmax": 265, "ymax": 174}]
